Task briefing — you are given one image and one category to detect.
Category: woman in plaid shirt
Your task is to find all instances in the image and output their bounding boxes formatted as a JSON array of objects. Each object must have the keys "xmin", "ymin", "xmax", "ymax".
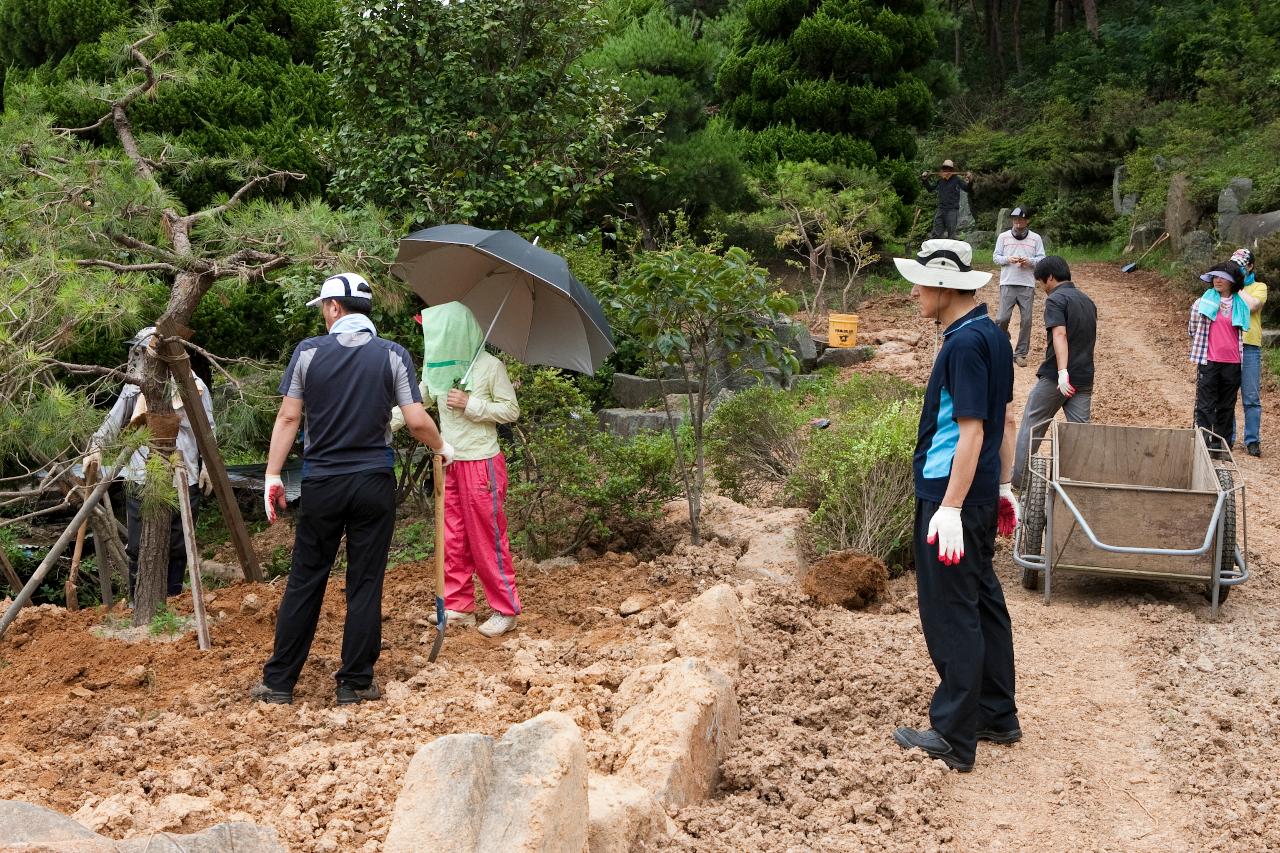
[{"xmin": 1189, "ymin": 262, "xmax": 1258, "ymax": 447}]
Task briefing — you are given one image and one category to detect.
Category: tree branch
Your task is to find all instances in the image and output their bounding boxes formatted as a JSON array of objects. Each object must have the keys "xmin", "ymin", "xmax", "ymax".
[
  {"xmin": 49, "ymin": 360, "xmax": 145, "ymax": 386},
  {"xmin": 182, "ymin": 170, "xmax": 306, "ymax": 225},
  {"xmin": 75, "ymin": 259, "xmax": 180, "ymax": 274}
]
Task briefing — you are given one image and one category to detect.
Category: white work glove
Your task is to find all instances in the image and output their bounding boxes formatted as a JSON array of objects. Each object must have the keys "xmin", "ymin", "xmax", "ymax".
[
  {"xmin": 926, "ymin": 506, "xmax": 965, "ymax": 566},
  {"xmin": 198, "ymin": 466, "xmax": 213, "ymax": 495},
  {"xmin": 264, "ymin": 473, "xmax": 286, "ymax": 524},
  {"xmin": 389, "ymin": 407, "xmax": 406, "ymax": 433},
  {"xmin": 1057, "ymin": 369, "xmax": 1075, "ymax": 398},
  {"xmin": 82, "ymin": 447, "xmax": 102, "ymax": 477},
  {"xmin": 997, "ymin": 483, "xmax": 1020, "ymax": 538},
  {"xmin": 435, "ymin": 441, "xmax": 456, "ymax": 467}
]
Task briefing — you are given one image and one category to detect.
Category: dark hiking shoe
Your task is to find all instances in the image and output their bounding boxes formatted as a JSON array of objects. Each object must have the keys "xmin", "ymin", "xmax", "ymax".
[
  {"xmin": 1247, "ymin": 442, "xmax": 1261, "ymax": 457},
  {"xmin": 892, "ymin": 727, "xmax": 973, "ymax": 772},
  {"xmin": 249, "ymin": 682, "xmax": 293, "ymax": 705},
  {"xmin": 976, "ymin": 727, "xmax": 1023, "ymax": 745},
  {"xmin": 336, "ymin": 681, "xmax": 381, "ymax": 705},
  {"xmin": 1014, "ymin": 356, "xmax": 1027, "ymax": 367}
]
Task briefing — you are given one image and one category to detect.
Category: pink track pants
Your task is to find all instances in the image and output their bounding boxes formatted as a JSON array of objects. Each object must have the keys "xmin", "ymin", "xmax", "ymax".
[{"xmin": 443, "ymin": 454, "xmax": 521, "ymax": 616}]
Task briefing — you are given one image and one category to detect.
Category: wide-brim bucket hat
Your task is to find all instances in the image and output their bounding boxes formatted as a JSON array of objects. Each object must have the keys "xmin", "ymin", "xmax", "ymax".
[{"xmin": 894, "ymin": 239, "xmax": 992, "ymax": 290}]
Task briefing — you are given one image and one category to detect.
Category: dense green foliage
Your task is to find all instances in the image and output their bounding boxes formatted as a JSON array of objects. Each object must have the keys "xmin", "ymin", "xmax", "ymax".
[{"xmin": 323, "ymin": 0, "xmax": 657, "ymax": 229}]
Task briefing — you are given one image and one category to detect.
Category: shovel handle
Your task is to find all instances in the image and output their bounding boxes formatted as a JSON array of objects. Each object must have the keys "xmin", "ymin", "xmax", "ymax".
[{"xmin": 429, "ymin": 453, "xmax": 447, "ymax": 662}]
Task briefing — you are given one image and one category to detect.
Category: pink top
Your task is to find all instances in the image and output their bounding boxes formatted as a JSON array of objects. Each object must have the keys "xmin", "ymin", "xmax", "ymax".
[{"xmin": 1206, "ymin": 306, "xmax": 1241, "ymax": 363}]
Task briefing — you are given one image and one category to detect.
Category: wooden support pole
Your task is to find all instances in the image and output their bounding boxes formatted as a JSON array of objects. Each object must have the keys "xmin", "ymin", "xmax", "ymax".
[
  {"xmin": 155, "ymin": 319, "xmax": 263, "ymax": 583},
  {"xmin": 0, "ymin": 547, "xmax": 21, "ymax": 593},
  {"xmin": 0, "ymin": 447, "xmax": 131, "ymax": 641},
  {"xmin": 175, "ymin": 469, "xmax": 211, "ymax": 650}
]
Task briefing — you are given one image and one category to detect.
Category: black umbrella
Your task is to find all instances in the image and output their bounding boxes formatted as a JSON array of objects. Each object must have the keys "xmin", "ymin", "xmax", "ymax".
[{"xmin": 392, "ymin": 224, "xmax": 615, "ymax": 375}]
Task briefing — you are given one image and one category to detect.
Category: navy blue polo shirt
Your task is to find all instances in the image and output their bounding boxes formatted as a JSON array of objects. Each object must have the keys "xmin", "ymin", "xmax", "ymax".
[
  {"xmin": 280, "ymin": 328, "xmax": 421, "ymax": 479},
  {"xmin": 914, "ymin": 303, "xmax": 1014, "ymax": 506}
]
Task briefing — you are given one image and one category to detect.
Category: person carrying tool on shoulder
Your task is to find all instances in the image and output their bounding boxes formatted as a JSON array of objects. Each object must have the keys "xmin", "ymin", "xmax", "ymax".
[
  {"xmin": 1011, "ymin": 256, "xmax": 1098, "ymax": 490},
  {"xmin": 251, "ymin": 273, "xmax": 452, "ymax": 706},
  {"xmin": 889, "ymin": 239, "xmax": 1021, "ymax": 773},
  {"xmin": 413, "ymin": 302, "xmax": 522, "ymax": 639},
  {"xmin": 83, "ymin": 327, "xmax": 214, "ymax": 601},
  {"xmin": 992, "ymin": 205, "xmax": 1046, "ymax": 367},
  {"xmin": 920, "ymin": 159, "xmax": 974, "ymax": 239},
  {"xmin": 1229, "ymin": 248, "xmax": 1266, "ymax": 457}
]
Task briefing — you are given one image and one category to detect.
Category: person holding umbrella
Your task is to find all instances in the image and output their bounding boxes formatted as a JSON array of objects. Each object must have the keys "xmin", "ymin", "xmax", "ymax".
[
  {"xmin": 251, "ymin": 273, "xmax": 452, "ymax": 706},
  {"xmin": 410, "ymin": 302, "xmax": 523, "ymax": 638}
]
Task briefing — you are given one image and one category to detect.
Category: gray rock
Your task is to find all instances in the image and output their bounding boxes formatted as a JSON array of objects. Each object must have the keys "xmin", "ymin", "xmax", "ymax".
[
  {"xmin": 598, "ymin": 408, "xmax": 683, "ymax": 439},
  {"xmin": 1218, "ymin": 177, "xmax": 1253, "ymax": 238},
  {"xmin": 0, "ymin": 801, "xmax": 100, "ymax": 844},
  {"xmin": 817, "ymin": 346, "xmax": 875, "ymax": 369},
  {"xmin": 963, "ymin": 230, "xmax": 996, "ymax": 251},
  {"xmin": 1227, "ymin": 210, "xmax": 1280, "ymax": 246},
  {"xmin": 1165, "ymin": 173, "xmax": 1195, "ymax": 252},
  {"xmin": 1153, "ymin": 154, "xmax": 1170, "ymax": 172},
  {"xmin": 957, "ymin": 190, "xmax": 976, "ymax": 231},
  {"xmin": 1263, "ymin": 329, "xmax": 1279, "ymax": 348},
  {"xmin": 995, "ymin": 207, "xmax": 1011, "ymax": 237},
  {"xmin": 611, "ymin": 374, "xmax": 693, "ymax": 409},
  {"xmin": 1113, "ymin": 165, "xmax": 1138, "ymax": 216},
  {"xmin": 387, "ymin": 713, "xmax": 589, "ymax": 853},
  {"xmin": 115, "ymin": 823, "xmax": 287, "ymax": 852},
  {"xmin": 1129, "ymin": 222, "xmax": 1165, "ymax": 251},
  {"xmin": 772, "ymin": 319, "xmax": 818, "ymax": 371},
  {"xmin": 1181, "ymin": 229, "xmax": 1215, "ymax": 271}
]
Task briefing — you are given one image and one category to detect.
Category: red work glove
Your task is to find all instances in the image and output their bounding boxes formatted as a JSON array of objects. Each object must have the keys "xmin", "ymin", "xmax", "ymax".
[
  {"xmin": 264, "ymin": 473, "xmax": 286, "ymax": 524},
  {"xmin": 1057, "ymin": 369, "xmax": 1075, "ymax": 398},
  {"xmin": 926, "ymin": 506, "xmax": 965, "ymax": 566},
  {"xmin": 997, "ymin": 483, "xmax": 1020, "ymax": 537}
]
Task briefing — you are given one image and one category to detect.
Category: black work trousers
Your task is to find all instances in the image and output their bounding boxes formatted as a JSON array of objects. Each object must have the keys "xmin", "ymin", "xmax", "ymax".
[
  {"xmin": 1194, "ymin": 361, "xmax": 1241, "ymax": 448},
  {"xmin": 914, "ymin": 498, "xmax": 1019, "ymax": 766},
  {"xmin": 930, "ymin": 208, "xmax": 960, "ymax": 239},
  {"xmin": 262, "ymin": 469, "xmax": 396, "ymax": 691},
  {"xmin": 126, "ymin": 485, "xmax": 200, "ymax": 598}
]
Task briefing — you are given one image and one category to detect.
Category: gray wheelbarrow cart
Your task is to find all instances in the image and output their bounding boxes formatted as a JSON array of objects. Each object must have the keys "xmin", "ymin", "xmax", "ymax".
[{"xmin": 1012, "ymin": 421, "xmax": 1248, "ymax": 615}]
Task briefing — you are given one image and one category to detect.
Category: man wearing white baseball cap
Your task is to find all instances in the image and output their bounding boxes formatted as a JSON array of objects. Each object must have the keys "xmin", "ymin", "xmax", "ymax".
[
  {"xmin": 252, "ymin": 272, "xmax": 453, "ymax": 706},
  {"xmin": 890, "ymin": 239, "xmax": 1021, "ymax": 773}
]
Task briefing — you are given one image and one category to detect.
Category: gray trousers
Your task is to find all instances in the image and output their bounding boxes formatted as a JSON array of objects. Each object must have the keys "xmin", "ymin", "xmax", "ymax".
[
  {"xmin": 995, "ymin": 285, "xmax": 1035, "ymax": 359},
  {"xmin": 1012, "ymin": 376, "xmax": 1092, "ymax": 490},
  {"xmin": 930, "ymin": 208, "xmax": 960, "ymax": 239}
]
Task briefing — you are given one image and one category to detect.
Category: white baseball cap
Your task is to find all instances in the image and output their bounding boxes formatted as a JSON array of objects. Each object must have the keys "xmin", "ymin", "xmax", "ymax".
[{"xmin": 306, "ymin": 273, "xmax": 373, "ymax": 307}]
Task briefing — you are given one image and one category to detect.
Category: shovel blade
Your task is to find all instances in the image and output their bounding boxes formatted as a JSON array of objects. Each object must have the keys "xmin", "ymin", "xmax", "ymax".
[
  {"xmin": 427, "ymin": 595, "xmax": 446, "ymax": 662},
  {"xmin": 1121, "ymin": 262, "xmax": 1138, "ymax": 273}
]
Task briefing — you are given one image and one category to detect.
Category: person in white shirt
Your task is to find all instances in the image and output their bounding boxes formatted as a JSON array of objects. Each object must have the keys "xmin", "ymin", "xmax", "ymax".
[{"xmin": 992, "ymin": 205, "xmax": 1046, "ymax": 366}]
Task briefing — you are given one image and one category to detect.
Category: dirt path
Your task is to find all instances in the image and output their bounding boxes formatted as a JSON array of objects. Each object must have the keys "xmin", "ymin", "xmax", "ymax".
[{"xmin": 938, "ymin": 263, "xmax": 1280, "ymax": 850}]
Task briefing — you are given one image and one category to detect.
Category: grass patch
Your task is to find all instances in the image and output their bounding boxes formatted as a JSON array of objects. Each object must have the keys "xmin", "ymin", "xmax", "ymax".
[
  {"xmin": 1265, "ymin": 347, "xmax": 1280, "ymax": 380},
  {"xmin": 148, "ymin": 606, "xmax": 185, "ymax": 637},
  {"xmin": 390, "ymin": 519, "xmax": 434, "ymax": 566}
]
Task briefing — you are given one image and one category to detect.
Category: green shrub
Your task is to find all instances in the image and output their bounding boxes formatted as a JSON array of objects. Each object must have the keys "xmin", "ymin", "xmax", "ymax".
[
  {"xmin": 706, "ymin": 379, "xmax": 823, "ymax": 504},
  {"xmin": 504, "ymin": 364, "xmax": 683, "ymax": 559}
]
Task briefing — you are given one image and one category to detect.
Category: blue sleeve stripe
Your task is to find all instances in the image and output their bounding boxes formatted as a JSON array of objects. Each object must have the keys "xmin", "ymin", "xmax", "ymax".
[{"xmin": 922, "ymin": 387, "xmax": 959, "ymax": 479}]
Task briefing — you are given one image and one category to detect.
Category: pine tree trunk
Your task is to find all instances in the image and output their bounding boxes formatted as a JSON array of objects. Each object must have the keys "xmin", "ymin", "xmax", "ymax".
[
  {"xmin": 132, "ymin": 409, "xmax": 180, "ymax": 625},
  {"xmin": 1082, "ymin": 0, "xmax": 1099, "ymax": 39},
  {"xmin": 1013, "ymin": 0, "xmax": 1023, "ymax": 74}
]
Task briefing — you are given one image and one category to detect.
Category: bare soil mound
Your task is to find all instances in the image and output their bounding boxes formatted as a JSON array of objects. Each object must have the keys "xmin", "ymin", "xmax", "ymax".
[{"xmin": 802, "ymin": 550, "xmax": 889, "ymax": 610}]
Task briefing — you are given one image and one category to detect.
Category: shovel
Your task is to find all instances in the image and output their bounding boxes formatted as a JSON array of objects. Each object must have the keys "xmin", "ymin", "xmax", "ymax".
[
  {"xmin": 428, "ymin": 453, "xmax": 447, "ymax": 663},
  {"xmin": 64, "ymin": 460, "xmax": 98, "ymax": 611},
  {"xmin": 1121, "ymin": 232, "xmax": 1169, "ymax": 273}
]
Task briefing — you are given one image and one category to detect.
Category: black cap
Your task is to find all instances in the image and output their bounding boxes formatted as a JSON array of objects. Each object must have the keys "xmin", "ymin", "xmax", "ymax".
[{"xmin": 1010, "ymin": 205, "xmax": 1032, "ymax": 219}]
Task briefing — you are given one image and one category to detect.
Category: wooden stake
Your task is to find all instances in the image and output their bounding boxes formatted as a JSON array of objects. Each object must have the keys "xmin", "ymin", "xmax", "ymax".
[
  {"xmin": 64, "ymin": 461, "xmax": 97, "ymax": 612},
  {"xmin": 0, "ymin": 545, "xmax": 21, "ymax": 593},
  {"xmin": 155, "ymin": 319, "xmax": 263, "ymax": 583},
  {"xmin": 174, "ymin": 468, "xmax": 211, "ymax": 650}
]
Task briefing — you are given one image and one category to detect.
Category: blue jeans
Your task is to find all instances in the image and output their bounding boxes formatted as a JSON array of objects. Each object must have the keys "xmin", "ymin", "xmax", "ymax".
[{"xmin": 1230, "ymin": 344, "xmax": 1261, "ymax": 447}]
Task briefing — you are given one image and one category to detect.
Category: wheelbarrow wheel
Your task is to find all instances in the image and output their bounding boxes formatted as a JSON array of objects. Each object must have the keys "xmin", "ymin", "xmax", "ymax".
[
  {"xmin": 1205, "ymin": 468, "xmax": 1236, "ymax": 604},
  {"xmin": 1020, "ymin": 456, "xmax": 1050, "ymax": 590}
]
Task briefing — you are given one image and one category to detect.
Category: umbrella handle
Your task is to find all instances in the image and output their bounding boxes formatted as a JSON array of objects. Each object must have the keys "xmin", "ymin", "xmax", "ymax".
[{"xmin": 461, "ymin": 284, "xmax": 514, "ymax": 386}]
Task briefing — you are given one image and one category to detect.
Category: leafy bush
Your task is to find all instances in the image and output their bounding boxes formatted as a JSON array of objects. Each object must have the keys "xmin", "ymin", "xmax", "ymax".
[{"xmin": 503, "ymin": 364, "xmax": 683, "ymax": 559}]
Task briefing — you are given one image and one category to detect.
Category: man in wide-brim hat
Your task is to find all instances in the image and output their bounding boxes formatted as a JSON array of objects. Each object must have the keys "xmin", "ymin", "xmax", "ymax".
[
  {"xmin": 920, "ymin": 160, "xmax": 975, "ymax": 239},
  {"xmin": 890, "ymin": 239, "xmax": 1022, "ymax": 773}
]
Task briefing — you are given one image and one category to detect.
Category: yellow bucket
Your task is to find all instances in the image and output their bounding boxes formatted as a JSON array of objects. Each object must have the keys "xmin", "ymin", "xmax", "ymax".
[{"xmin": 828, "ymin": 313, "xmax": 859, "ymax": 348}]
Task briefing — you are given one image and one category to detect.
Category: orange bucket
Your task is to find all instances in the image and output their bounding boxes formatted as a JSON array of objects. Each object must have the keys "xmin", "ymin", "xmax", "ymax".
[{"xmin": 828, "ymin": 313, "xmax": 859, "ymax": 348}]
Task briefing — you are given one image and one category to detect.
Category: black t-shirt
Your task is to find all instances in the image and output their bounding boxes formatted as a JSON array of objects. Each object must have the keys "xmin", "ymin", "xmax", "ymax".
[
  {"xmin": 1036, "ymin": 281, "xmax": 1097, "ymax": 389},
  {"xmin": 914, "ymin": 304, "xmax": 1014, "ymax": 506}
]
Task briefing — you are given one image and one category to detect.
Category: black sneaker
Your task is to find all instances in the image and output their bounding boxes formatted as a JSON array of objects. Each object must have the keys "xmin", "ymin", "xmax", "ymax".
[
  {"xmin": 976, "ymin": 727, "xmax": 1023, "ymax": 745},
  {"xmin": 249, "ymin": 682, "xmax": 293, "ymax": 705},
  {"xmin": 892, "ymin": 726, "xmax": 973, "ymax": 772},
  {"xmin": 336, "ymin": 681, "xmax": 381, "ymax": 705},
  {"xmin": 1247, "ymin": 442, "xmax": 1261, "ymax": 457}
]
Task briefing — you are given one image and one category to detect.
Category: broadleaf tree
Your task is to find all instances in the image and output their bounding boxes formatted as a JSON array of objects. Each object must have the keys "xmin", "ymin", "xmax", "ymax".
[{"xmin": 322, "ymin": 0, "xmax": 659, "ymax": 230}]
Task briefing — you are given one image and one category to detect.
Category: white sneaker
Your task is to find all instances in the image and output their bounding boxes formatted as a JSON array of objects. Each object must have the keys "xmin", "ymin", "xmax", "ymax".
[
  {"xmin": 478, "ymin": 613, "xmax": 517, "ymax": 638},
  {"xmin": 427, "ymin": 609, "xmax": 476, "ymax": 628}
]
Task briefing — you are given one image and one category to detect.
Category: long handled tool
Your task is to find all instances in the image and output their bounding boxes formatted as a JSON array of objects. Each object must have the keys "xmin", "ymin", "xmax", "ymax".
[
  {"xmin": 175, "ymin": 468, "xmax": 211, "ymax": 650},
  {"xmin": 1121, "ymin": 232, "xmax": 1169, "ymax": 273},
  {"xmin": 428, "ymin": 453, "xmax": 447, "ymax": 663},
  {"xmin": 64, "ymin": 460, "xmax": 98, "ymax": 612}
]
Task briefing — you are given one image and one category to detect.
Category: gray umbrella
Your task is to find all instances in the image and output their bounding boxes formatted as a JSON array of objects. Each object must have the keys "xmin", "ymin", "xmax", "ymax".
[{"xmin": 392, "ymin": 224, "xmax": 615, "ymax": 375}]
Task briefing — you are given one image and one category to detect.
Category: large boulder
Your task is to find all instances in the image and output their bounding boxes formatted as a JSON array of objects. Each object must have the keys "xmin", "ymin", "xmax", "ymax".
[
  {"xmin": 1165, "ymin": 173, "xmax": 1195, "ymax": 252},
  {"xmin": 671, "ymin": 584, "xmax": 745, "ymax": 675},
  {"xmin": 956, "ymin": 190, "xmax": 976, "ymax": 231},
  {"xmin": 1217, "ymin": 176, "xmax": 1254, "ymax": 238},
  {"xmin": 1228, "ymin": 210, "xmax": 1280, "ymax": 247},
  {"xmin": 772, "ymin": 318, "xmax": 819, "ymax": 372},
  {"xmin": 615, "ymin": 657, "xmax": 740, "ymax": 809},
  {"xmin": 586, "ymin": 775, "xmax": 674, "ymax": 853},
  {"xmin": 1112, "ymin": 165, "xmax": 1138, "ymax": 215},
  {"xmin": 385, "ymin": 713, "xmax": 589, "ymax": 853},
  {"xmin": 994, "ymin": 206, "xmax": 1011, "ymax": 237},
  {"xmin": 611, "ymin": 374, "xmax": 694, "ymax": 409},
  {"xmin": 1180, "ymin": 230, "xmax": 1215, "ymax": 272},
  {"xmin": 817, "ymin": 345, "xmax": 875, "ymax": 369},
  {"xmin": 0, "ymin": 802, "xmax": 285, "ymax": 852},
  {"xmin": 597, "ymin": 408, "xmax": 684, "ymax": 439}
]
